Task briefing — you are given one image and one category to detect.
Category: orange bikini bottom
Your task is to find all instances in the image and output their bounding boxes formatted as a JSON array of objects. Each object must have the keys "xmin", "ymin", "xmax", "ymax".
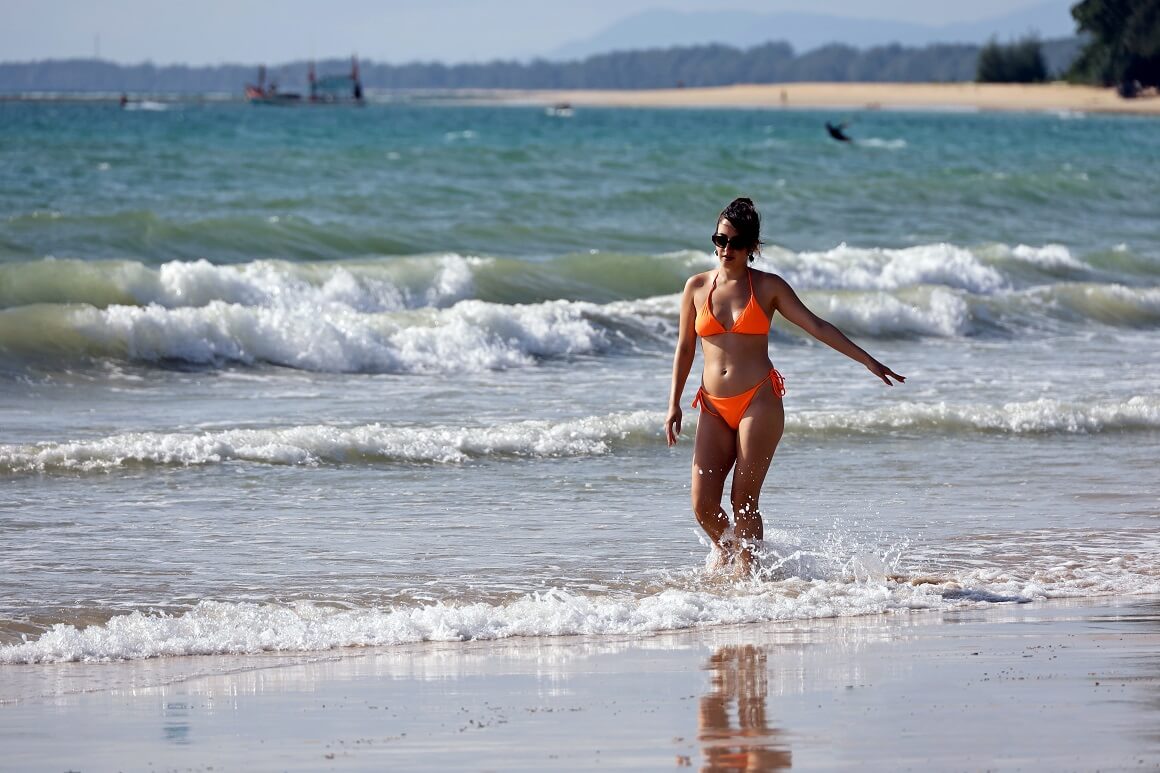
[{"xmin": 692, "ymin": 368, "xmax": 786, "ymax": 430}]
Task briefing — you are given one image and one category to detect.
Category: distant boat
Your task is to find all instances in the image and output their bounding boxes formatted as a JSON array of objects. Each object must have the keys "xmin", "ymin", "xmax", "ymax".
[
  {"xmin": 246, "ymin": 58, "xmax": 365, "ymax": 106},
  {"xmin": 245, "ymin": 65, "xmax": 303, "ymax": 105},
  {"xmin": 545, "ymin": 103, "xmax": 574, "ymax": 117},
  {"xmin": 308, "ymin": 57, "xmax": 365, "ymax": 104}
]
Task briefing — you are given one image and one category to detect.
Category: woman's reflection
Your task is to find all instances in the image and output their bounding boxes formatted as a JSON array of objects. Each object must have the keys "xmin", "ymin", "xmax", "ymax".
[{"xmin": 699, "ymin": 645, "xmax": 791, "ymax": 771}]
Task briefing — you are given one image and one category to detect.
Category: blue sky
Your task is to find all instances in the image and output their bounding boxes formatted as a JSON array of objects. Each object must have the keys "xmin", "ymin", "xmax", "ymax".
[{"xmin": 2, "ymin": 0, "xmax": 1074, "ymax": 65}]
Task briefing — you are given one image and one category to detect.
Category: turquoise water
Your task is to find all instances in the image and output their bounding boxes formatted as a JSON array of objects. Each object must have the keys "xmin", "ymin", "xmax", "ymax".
[
  {"xmin": 1, "ymin": 101, "xmax": 1158, "ymax": 663},
  {"xmin": 3, "ymin": 103, "xmax": 1158, "ymax": 263}
]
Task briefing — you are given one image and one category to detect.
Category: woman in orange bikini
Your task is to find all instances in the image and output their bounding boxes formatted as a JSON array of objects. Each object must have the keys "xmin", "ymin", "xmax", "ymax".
[{"xmin": 665, "ymin": 198, "xmax": 905, "ymax": 576}]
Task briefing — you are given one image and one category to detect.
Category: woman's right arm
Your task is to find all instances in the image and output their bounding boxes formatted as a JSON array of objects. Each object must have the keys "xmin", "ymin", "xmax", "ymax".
[{"xmin": 666, "ymin": 277, "xmax": 699, "ymax": 446}]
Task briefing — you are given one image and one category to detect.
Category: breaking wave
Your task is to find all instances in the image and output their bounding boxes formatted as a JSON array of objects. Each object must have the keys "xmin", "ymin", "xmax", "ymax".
[
  {"xmin": 2, "ymin": 245, "xmax": 1157, "ymax": 374},
  {"xmin": 4, "ymin": 550, "xmax": 1157, "ymax": 663},
  {"xmin": 4, "ymin": 396, "xmax": 1156, "ymax": 474}
]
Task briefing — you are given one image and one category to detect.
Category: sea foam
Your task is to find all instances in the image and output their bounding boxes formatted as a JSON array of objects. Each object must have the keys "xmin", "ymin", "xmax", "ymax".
[
  {"xmin": 2, "ymin": 246, "xmax": 1155, "ymax": 375},
  {"xmin": 0, "ymin": 255, "xmax": 479, "ymax": 312},
  {"xmin": 767, "ymin": 243, "xmax": 1008, "ymax": 294},
  {"xmin": 803, "ymin": 287, "xmax": 970, "ymax": 338},
  {"xmin": 69, "ymin": 296, "xmax": 612, "ymax": 373},
  {"xmin": 4, "ymin": 551, "xmax": 1158, "ymax": 664},
  {"xmin": 4, "ymin": 396, "xmax": 1155, "ymax": 474},
  {"xmin": 0, "ymin": 411, "xmax": 660, "ymax": 472},
  {"xmin": 794, "ymin": 395, "xmax": 1160, "ymax": 436}
]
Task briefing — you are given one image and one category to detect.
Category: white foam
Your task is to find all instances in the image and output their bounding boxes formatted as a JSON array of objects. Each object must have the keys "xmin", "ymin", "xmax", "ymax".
[
  {"xmin": 0, "ymin": 411, "xmax": 661, "ymax": 472},
  {"xmin": 70, "ymin": 295, "xmax": 611, "ymax": 372},
  {"xmin": 1053, "ymin": 283, "xmax": 1160, "ymax": 322},
  {"xmin": 792, "ymin": 395, "xmax": 1160, "ymax": 435},
  {"xmin": 803, "ymin": 287, "xmax": 970, "ymax": 337},
  {"xmin": 122, "ymin": 255, "xmax": 477, "ymax": 312},
  {"xmin": 1007, "ymin": 243, "xmax": 1086, "ymax": 270},
  {"xmin": 5, "ymin": 551, "xmax": 1158, "ymax": 663},
  {"xmin": 8, "ymin": 395, "xmax": 1153, "ymax": 474},
  {"xmin": 123, "ymin": 100, "xmax": 169, "ymax": 111},
  {"xmin": 858, "ymin": 137, "xmax": 907, "ymax": 149},
  {"xmin": 764, "ymin": 243, "xmax": 1007, "ymax": 294},
  {"xmin": 387, "ymin": 299, "xmax": 608, "ymax": 372}
]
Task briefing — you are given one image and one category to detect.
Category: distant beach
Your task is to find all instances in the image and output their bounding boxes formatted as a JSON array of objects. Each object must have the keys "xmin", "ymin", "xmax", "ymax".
[
  {"xmin": 488, "ymin": 81, "xmax": 1160, "ymax": 115},
  {"xmin": 5, "ymin": 82, "xmax": 1158, "ymax": 115}
]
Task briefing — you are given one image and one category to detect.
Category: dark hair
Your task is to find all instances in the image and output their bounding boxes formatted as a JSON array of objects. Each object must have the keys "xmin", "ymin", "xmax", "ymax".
[{"xmin": 718, "ymin": 197, "xmax": 762, "ymax": 262}]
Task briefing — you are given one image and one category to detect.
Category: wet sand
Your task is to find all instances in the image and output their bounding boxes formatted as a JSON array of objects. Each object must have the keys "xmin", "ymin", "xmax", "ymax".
[
  {"xmin": 3, "ymin": 596, "xmax": 1159, "ymax": 771},
  {"xmin": 492, "ymin": 82, "xmax": 1160, "ymax": 115}
]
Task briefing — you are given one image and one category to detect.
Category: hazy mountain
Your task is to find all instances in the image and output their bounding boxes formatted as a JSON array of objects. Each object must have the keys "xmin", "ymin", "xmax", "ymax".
[
  {"xmin": 1, "ymin": 36, "xmax": 1086, "ymax": 94},
  {"xmin": 549, "ymin": 1, "xmax": 1076, "ymax": 60}
]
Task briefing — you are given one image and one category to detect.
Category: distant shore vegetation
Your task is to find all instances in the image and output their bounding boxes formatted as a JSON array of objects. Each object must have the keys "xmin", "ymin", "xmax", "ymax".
[
  {"xmin": 5, "ymin": 1, "xmax": 1159, "ymax": 97},
  {"xmin": 1, "ymin": 38, "xmax": 1085, "ymax": 96},
  {"xmin": 1068, "ymin": 0, "xmax": 1160, "ymax": 96},
  {"xmin": 977, "ymin": 38, "xmax": 1049, "ymax": 83}
]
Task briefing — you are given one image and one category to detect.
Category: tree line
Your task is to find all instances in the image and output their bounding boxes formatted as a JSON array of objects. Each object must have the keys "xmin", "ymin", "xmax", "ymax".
[
  {"xmin": 4, "ymin": 1, "xmax": 1156, "ymax": 96},
  {"xmin": 1069, "ymin": 0, "xmax": 1160, "ymax": 94},
  {"xmin": 1, "ymin": 38, "xmax": 1084, "ymax": 95},
  {"xmin": 977, "ymin": 0, "xmax": 1160, "ymax": 92},
  {"xmin": 977, "ymin": 38, "xmax": 1050, "ymax": 83}
]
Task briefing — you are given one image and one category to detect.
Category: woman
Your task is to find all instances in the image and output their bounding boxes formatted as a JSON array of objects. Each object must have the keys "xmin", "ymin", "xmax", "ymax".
[{"xmin": 665, "ymin": 198, "xmax": 904, "ymax": 576}]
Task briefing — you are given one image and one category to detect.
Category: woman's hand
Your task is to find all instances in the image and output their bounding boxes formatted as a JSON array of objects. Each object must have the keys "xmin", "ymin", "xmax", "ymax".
[
  {"xmin": 868, "ymin": 359, "xmax": 905, "ymax": 386},
  {"xmin": 665, "ymin": 406, "xmax": 683, "ymax": 446}
]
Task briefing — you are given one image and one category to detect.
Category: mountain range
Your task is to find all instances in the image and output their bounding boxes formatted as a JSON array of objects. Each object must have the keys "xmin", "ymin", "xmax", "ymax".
[{"xmin": 549, "ymin": 1, "xmax": 1076, "ymax": 60}]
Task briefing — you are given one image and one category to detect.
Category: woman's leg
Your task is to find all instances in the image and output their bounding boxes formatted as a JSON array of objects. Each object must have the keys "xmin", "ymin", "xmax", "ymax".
[
  {"xmin": 731, "ymin": 385, "xmax": 785, "ymax": 575},
  {"xmin": 691, "ymin": 408, "xmax": 737, "ymax": 551}
]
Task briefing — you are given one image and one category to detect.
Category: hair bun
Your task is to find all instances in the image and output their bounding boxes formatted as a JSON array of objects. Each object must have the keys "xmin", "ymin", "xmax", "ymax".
[{"xmin": 717, "ymin": 198, "xmax": 762, "ymax": 260}]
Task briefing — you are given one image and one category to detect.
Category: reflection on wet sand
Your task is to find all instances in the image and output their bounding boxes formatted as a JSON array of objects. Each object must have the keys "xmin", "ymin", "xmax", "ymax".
[{"xmin": 699, "ymin": 645, "xmax": 791, "ymax": 771}]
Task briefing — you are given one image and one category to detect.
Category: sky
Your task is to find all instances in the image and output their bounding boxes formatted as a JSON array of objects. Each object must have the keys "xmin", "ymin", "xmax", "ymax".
[{"xmin": 2, "ymin": 0, "xmax": 1072, "ymax": 66}]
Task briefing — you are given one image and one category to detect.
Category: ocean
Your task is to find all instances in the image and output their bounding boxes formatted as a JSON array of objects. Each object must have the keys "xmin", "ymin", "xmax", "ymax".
[{"xmin": 1, "ymin": 100, "xmax": 1158, "ymax": 664}]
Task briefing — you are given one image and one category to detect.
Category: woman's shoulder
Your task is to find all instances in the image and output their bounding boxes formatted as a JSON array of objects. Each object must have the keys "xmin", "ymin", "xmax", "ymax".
[
  {"xmin": 750, "ymin": 267, "xmax": 793, "ymax": 303},
  {"xmin": 750, "ymin": 267, "xmax": 789, "ymax": 288},
  {"xmin": 683, "ymin": 270, "xmax": 714, "ymax": 292}
]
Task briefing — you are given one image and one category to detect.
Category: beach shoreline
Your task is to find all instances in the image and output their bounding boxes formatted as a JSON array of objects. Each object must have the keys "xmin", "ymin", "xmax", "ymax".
[
  {"xmin": 5, "ymin": 82, "xmax": 1160, "ymax": 115},
  {"xmin": 4, "ymin": 595, "xmax": 1159, "ymax": 770},
  {"xmin": 481, "ymin": 81, "xmax": 1160, "ymax": 115}
]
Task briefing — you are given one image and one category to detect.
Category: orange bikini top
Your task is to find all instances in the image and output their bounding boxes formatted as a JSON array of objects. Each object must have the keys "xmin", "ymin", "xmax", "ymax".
[{"xmin": 694, "ymin": 269, "xmax": 771, "ymax": 337}]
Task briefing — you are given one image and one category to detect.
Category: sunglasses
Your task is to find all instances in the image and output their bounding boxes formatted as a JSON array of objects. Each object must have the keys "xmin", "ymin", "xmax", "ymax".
[{"xmin": 711, "ymin": 233, "xmax": 750, "ymax": 250}]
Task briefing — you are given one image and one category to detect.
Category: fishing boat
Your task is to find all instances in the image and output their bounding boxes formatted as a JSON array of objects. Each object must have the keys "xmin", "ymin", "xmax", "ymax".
[
  {"xmin": 245, "ymin": 57, "xmax": 365, "ymax": 105},
  {"xmin": 308, "ymin": 58, "xmax": 364, "ymax": 103},
  {"xmin": 244, "ymin": 65, "xmax": 302, "ymax": 105}
]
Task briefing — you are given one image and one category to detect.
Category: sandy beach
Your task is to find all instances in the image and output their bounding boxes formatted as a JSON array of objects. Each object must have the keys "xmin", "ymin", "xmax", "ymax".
[
  {"xmin": 493, "ymin": 81, "xmax": 1160, "ymax": 115},
  {"xmin": 4, "ymin": 596, "xmax": 1159, "ymax": 771}
]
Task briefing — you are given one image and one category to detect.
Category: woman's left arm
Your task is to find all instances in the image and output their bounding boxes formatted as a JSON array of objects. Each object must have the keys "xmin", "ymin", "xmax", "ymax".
[{"xmin": 768, "ymin": 274, "xmax": 905, "ymax": 386}]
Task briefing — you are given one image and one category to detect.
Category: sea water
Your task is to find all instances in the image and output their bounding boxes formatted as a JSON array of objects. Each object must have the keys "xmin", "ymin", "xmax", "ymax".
[{"xmin": 1, "ymin": 101, "xmax": 1158, "ymax": 663}]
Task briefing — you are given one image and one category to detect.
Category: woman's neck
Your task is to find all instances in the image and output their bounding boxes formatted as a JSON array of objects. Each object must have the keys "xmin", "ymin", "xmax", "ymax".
[{"xmin": 717, "ymin": 263, "xmax": 749, "ymax": 282}]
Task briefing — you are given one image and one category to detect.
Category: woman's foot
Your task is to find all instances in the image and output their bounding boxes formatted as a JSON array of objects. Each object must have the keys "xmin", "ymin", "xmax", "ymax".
[
  {"xmin": 733, "ymin": 540, "xmax": 761, "ymax": 579},
  {"xmin": 705, "ymin": 526, "xmax": 739, "ymax": 572},
  {"xmin": 705, "ymin": 543, "xmax": 731, "ymax": 571}
]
